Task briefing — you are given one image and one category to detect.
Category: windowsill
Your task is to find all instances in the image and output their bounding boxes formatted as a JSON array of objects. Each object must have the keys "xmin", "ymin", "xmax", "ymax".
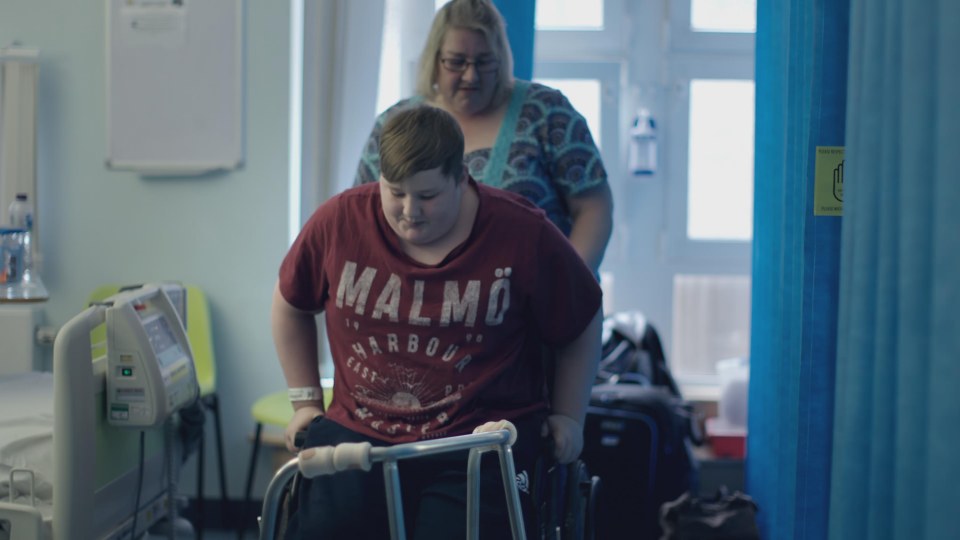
[
  {"xmin": 693, "ymin": 444, "xmax": 744, "ymax": 463},
  {"xmin": 680, "ymin": 383, "xmax": 722, "ymax": 403}
]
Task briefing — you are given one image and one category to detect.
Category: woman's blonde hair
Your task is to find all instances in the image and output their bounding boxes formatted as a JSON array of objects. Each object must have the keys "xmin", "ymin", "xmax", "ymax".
[
  {"xmin": 415, "ymin": 0, "xmax": 515, "ymax": 108},
  {"xmin": 379, "ymin": 105, "xmax": 465, "ymax": 184}
]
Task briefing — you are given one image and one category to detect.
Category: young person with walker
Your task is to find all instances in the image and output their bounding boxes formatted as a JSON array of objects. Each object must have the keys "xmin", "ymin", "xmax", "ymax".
[{"xmin": 272, "ymin": 105, "xmax": 601, "ymax": 539}]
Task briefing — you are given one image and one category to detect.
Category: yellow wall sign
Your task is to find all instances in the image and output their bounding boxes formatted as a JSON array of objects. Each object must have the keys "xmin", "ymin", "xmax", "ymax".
[{"xmin": 814, "ymin": 146, "xmax": 844, "ymax": 216}]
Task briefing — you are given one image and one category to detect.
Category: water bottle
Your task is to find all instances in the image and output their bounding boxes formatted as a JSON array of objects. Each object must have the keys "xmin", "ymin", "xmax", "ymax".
[
  {"xmin": 8, "ymin": 193, "xmax": 33, "ymax": 269},
  {"xmin": 0, "ymin": 228, "xmax": 24, "ymax": 286},
  {"xmin": 3, "ymin": 193, "xmax": 47, "ymax": 300},
  {"xmin": 9, "ymin": 193, "xmax": 33, "ymax": 230},
  {"xmin": 628, "ymin": 108, "xmax": 657, "ymax": 176}
]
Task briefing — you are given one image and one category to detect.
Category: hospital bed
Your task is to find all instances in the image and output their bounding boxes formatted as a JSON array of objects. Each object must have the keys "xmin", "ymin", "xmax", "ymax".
[{"xmin": 0, "ymin": 285, "xmax": 199, "ymax": 540}]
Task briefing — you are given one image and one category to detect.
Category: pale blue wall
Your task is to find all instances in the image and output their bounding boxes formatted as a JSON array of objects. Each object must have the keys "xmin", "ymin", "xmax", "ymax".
[{"xmin": 1, "ymin": 0, "xmax": 294, "ymax": 498}]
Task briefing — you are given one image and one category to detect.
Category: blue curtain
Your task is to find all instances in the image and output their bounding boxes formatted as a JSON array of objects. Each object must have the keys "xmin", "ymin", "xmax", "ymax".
[
  {"xmin": 747, "ymin": 1, "xmax": 848, "ymax": 538},
  {"xmin": 492, "ymin": 0, "xmax": 536, "ymax": 80},
  {"xmin": 829, "ymin": 1, "xmax": 960, "ymax": 539}
]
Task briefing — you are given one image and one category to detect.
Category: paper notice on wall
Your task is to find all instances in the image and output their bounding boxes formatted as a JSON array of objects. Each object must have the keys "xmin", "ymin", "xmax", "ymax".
[
  {"xmin": 120, "ymin": 1, "xmax": 187, "ymax": 48},
  {"xmin": 814, "ymin": 146, "xmax": 844, "ymax": 216}
]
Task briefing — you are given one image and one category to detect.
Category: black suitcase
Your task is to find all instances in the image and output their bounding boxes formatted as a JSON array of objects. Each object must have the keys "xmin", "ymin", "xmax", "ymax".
[
  {"xmin": 581, "ymin": 316, "xmax": 701, "ymax": 540},
  {"xmin": 583, "ymin": 384, "xmax": 699, "ymax": 540}
]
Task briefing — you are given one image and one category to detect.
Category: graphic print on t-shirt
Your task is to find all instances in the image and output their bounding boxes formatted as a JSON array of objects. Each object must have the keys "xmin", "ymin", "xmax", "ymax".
[{"xmin": 332, "ymin": 260, "xmax": 514, "ymax": 438}]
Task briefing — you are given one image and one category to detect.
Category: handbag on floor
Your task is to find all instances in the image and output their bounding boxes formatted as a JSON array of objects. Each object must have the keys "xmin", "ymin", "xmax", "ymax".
[{"xmin": 659, "ymin": 487, "xmax": 760, "ymax": 540}]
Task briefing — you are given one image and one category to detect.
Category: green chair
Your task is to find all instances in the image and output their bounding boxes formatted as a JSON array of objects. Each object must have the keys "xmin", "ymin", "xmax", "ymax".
[
  {"xmin": 86, "ymin": 283, "xmax": 126, "ymax": 359},
  {"xmin": 241, "ymin": 387, "xmax": 332, "ymax": 534},
  {"xmin": 87, "ymin": 283, "xmax": 228, "ymax": 539}
]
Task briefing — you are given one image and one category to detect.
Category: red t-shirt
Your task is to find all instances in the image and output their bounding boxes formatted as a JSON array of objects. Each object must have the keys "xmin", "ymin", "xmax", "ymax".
[{"xmin": 279, "ymin": 179, "xmax": 601, "ymax": 443}]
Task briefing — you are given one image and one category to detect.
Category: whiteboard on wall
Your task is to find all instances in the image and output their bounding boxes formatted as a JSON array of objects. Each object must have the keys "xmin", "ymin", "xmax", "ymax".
[{"xmin": 106, "ymin": 0, "xmax": 244, "ymax": 176}]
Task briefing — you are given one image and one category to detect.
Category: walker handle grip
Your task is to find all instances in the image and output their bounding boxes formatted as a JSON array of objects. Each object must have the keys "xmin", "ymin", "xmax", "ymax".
[
  {"xmin": 298, "ymin": 442, "xmax": 373, "ymax": 478},
  {"xmin": 472, "ymin": 419, "xmax": 518, "ymax": 446}
]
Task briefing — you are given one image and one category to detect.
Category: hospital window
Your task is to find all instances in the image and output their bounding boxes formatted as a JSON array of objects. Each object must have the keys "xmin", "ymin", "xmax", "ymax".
[
  {"xmin": 434, "ymin": 0, "xmax": 607, "ymax": 31},
  {"xmin": 666, "ymin": 0, "xmax": 756, "ymax": 387},
  {"xmin": 535, "ymin": 0, "xmax": 603, "ymax": 30},
  {"xmin": 687, "ymin": 79, "xmax": 754, "ymax": 241},
  {"xmin": 691, "ymin": 0, "xmax": 757, "ymax": 33},
  {"xmin": 672, "ymin": 274, "xmax": 752, "ymax": 381}
]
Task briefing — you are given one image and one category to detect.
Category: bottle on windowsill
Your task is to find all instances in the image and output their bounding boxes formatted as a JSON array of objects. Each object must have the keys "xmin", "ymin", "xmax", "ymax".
[{"xmin": 4, "ymin": 193, "xmax": 48, "ymax": 302}]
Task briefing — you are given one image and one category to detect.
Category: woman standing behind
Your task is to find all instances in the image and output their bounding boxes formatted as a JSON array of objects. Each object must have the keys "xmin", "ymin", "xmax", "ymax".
[{"xmin": 356, "ymin": 0, "xmax": 613, "ymax": 273}]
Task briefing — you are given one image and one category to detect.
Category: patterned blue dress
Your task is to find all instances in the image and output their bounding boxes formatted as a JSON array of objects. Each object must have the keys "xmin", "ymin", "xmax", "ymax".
[{"xmin": 354, "ymin": 80, "xmax": 608, "ymax": 236}]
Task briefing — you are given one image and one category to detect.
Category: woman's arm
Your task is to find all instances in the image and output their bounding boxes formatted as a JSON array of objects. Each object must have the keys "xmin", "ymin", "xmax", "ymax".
[
  {"xmin": 566, "ymin": 182, "xmax": 614, "ymax": 273},
  {"xmin": 532, "ymin": 84, "xmax": 614, "ymax": 272}
]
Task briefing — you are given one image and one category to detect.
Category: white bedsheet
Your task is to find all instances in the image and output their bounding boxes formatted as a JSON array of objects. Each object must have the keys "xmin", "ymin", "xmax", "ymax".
[
  {"xmin": 1, "ymin": 370, "xmax": 189, "ymax": 540},
  {"xmin": 0, "ymin": 372, "xmax": 55, "ymax": 506}
]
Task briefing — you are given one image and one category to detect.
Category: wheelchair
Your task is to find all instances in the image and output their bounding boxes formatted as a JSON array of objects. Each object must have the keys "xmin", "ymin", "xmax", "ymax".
[{"xmin": 256, "ymin": 421, "xmax": 600, "ymax": 540}]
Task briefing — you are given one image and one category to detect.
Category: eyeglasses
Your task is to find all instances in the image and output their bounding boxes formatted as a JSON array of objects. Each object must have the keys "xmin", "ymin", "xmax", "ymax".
[{"xmin": 439, "ymin": 57, "xmax": 501, "ymax": 73}]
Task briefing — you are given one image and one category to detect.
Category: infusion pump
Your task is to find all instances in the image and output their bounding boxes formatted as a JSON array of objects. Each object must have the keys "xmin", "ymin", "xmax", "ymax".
[{"xmin": 104, "ymin": 284, "xmax": 199, "ymax": 428}]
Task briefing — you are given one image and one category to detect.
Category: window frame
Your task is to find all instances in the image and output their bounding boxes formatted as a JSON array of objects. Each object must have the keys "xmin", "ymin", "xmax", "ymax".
[
  {"xmin": 660, "ymin": 0, "xmax": 756, "ymax": 389},
  {"xmin": 533, "ymin": 0, "xmax": 626, "ymax": 57},
  {"xmin": 669, "ymin": 0, "xmax": 756, "ymax": 53},
  {"xmin": 663, "ymin": 53, "xmax": 754, "ymax": 271}
]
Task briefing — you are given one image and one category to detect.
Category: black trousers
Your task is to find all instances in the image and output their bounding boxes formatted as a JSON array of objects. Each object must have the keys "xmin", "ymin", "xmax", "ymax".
[{"xmin": 284, "ymin": 414, "xmax": 545, "ymax": 540}]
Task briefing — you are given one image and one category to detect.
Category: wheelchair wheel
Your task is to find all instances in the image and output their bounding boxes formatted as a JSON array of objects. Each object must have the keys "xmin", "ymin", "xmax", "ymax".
[
  {"xmin": 560, "ymin": 460, "xmax": 602, "ymax": 540},
  {"xmin": 583, "ymin": 475, "xmax": 601, "ymax": 540}
]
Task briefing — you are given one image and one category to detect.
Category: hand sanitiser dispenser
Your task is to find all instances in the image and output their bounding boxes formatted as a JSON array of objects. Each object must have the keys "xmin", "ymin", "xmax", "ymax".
[
  {"xmin": 104, "ymin": 285, "xmax": 198, "ymax": 428},
  {"xmin": 628, "ymin": 108, "xmax": 657, "ymax": 176}
]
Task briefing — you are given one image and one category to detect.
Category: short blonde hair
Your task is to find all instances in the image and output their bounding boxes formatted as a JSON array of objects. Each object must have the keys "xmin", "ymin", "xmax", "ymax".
[
  {"xmin": 379, "ymin": 105, "xmax": 465, "ymax": 184},
  {"xmin": 415, "ymin": 0, "xmax": 514, "ymax": 108}
]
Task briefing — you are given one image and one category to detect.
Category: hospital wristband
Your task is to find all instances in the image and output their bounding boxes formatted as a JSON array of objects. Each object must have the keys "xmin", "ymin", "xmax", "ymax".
[{"xmin": 288, "ymin": 386, "xmax": 324, "ymax": 403}]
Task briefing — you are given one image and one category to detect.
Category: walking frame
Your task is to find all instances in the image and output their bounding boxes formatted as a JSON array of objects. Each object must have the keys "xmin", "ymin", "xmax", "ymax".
[{"xmin": 258, "ymin": 420, "xmax": 526, "ymax": 540}]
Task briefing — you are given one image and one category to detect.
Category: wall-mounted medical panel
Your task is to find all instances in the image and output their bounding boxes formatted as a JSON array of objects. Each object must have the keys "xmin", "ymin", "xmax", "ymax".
[{"xmin": 105, "ymin": 0, "xmax": 244, "ymax": 176}]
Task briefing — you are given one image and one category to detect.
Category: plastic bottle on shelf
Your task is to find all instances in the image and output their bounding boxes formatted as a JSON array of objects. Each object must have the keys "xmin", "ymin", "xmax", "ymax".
[
  {"xmin": 9, "ymin": 193, "xmax": 33, "ymax": 226},
  {"xmin": 4, "ymin": 192, "xmax": 47, "ymax": 301},
  {"xmin": 1, "ymin": 228, "xmax": 25, "ymax": 287},
  {"xmin": 8, "ymin": 193, "xmax": 33, "ymax": 268},
  {"xmin": 9, "ymin": 193, "xmax": 33, "ymax": 233}
]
